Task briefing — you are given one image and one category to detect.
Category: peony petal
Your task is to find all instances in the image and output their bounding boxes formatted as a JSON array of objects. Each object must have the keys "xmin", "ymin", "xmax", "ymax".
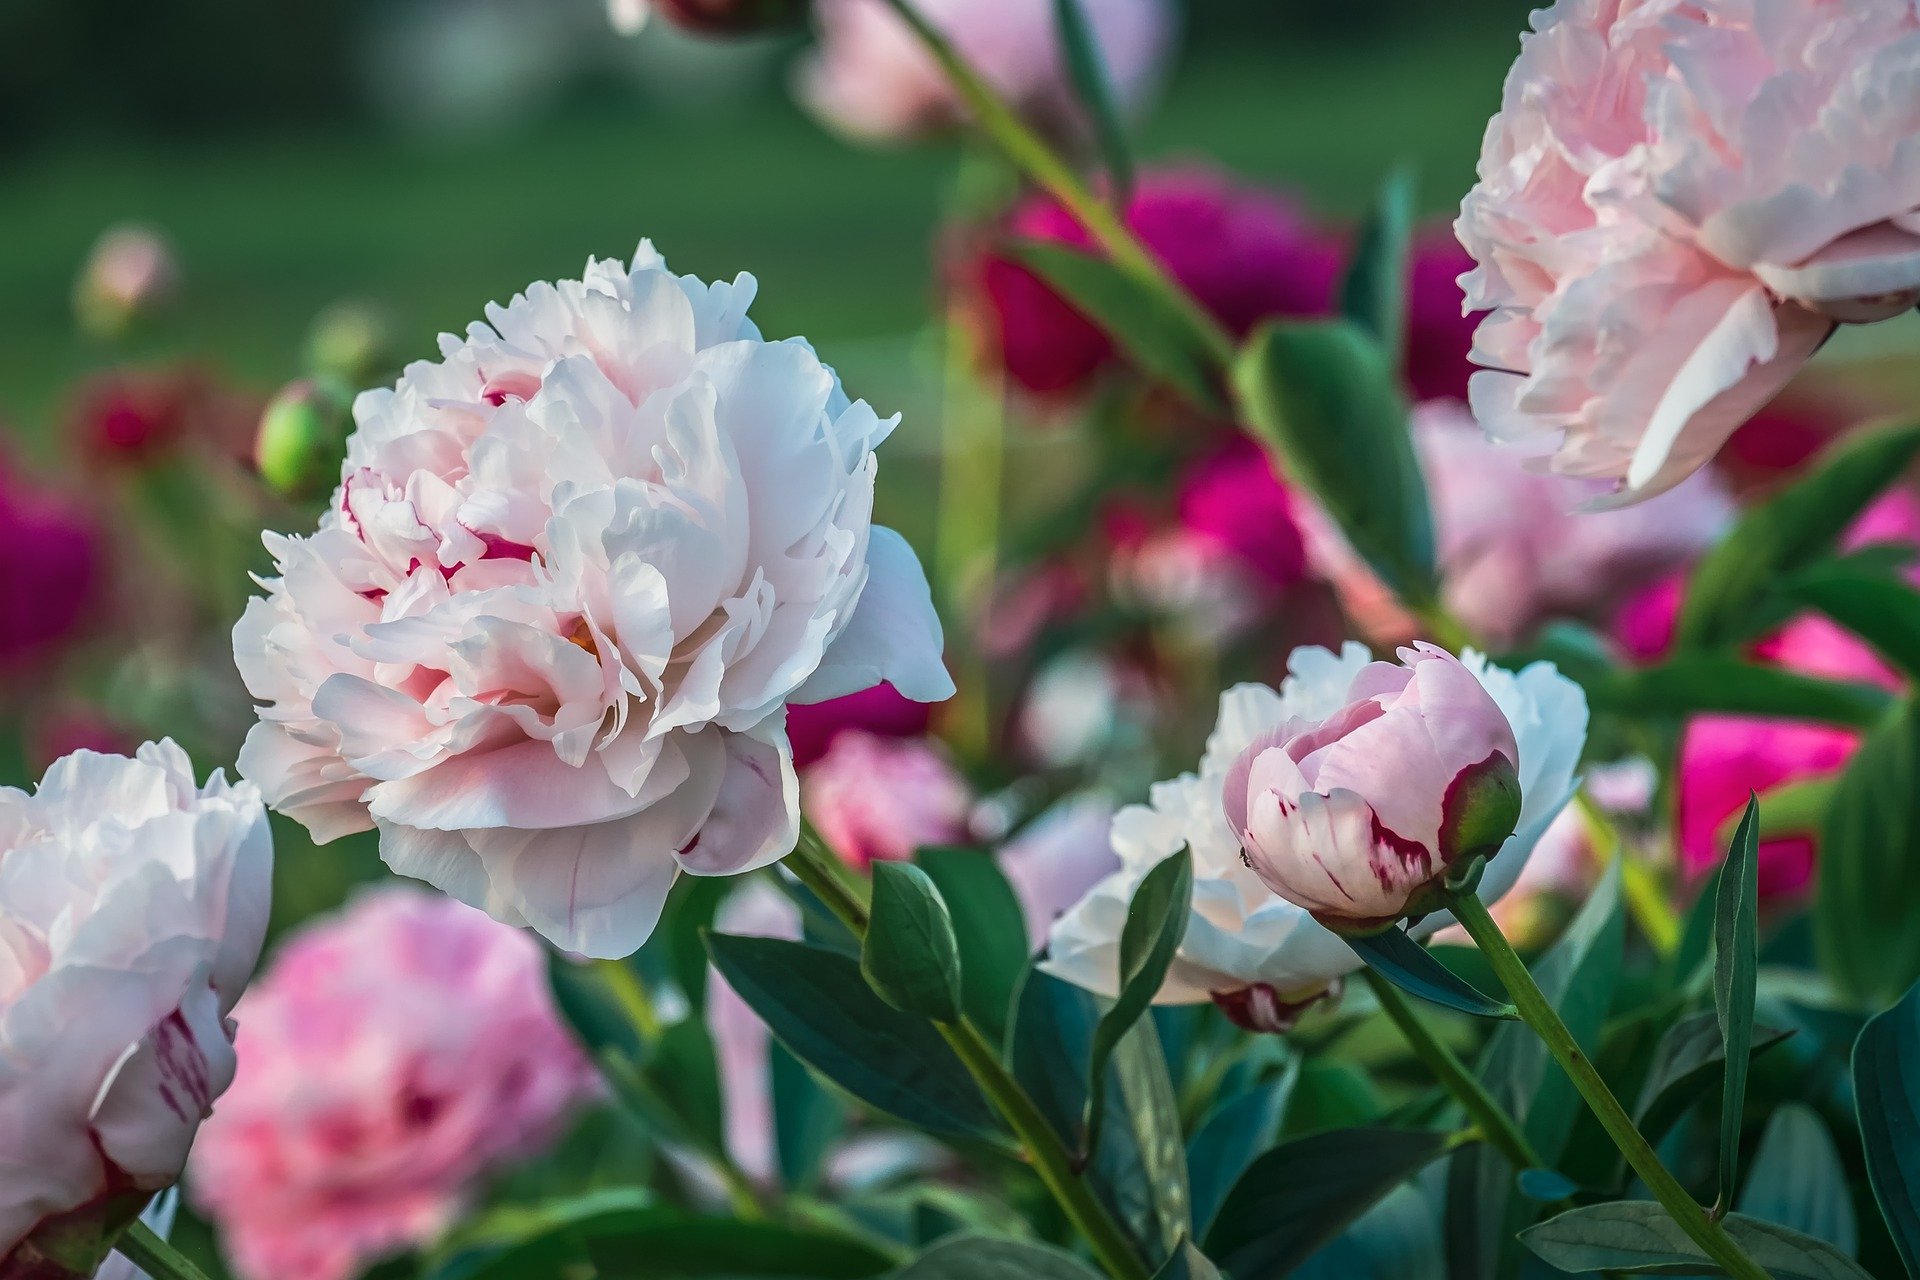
[
  {"xmin": 794, "ymin": 526, "xmax": 953, "ymax": 705},
  {"xmin": 1753, "ymin": 222, "xmax": 1920, "ymax": 322}
]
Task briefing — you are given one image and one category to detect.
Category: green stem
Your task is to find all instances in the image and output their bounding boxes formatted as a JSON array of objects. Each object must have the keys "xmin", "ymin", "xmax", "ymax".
[
  {"xmin": 114, "ymin": 1222, "xmax": 213, "ymax": 1280},
  {"xmin": 785, "ymin": 832, "xmax": 1152, "ymax": 1280},
  {"xmin": 1448, "ymin": 893, "xmax": 1772, "ymax": 1280},
  {"xmin": 1361, "ymin": 970, "xmax": 1542, "ymax": 1174},
  {"xmin": 1574, "ymin": 791, "xmax": 1680, "ymax": 958},
  {"xmin": 877, "ymin": 0, "xmax": 1234, "ymax": 371}
]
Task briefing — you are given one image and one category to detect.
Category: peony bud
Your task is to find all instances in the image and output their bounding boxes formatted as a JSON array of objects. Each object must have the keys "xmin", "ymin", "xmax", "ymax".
[
  {"xmin": 303, "ymin": 301, "xmax": 396, "ymax": 388},
  {"xmin": 653, "ymin": 0, "xmax": 807, "ymax": 33},
  {"xmin": 1225, "ymin": 644, "xmax": 1523, "ymax": 934},
  {"xmin": 253, "ymin": 378, "xmax": 350, "ymax": 500},
  {"xmin": 74, "ymin": 225, "xmax": 177, "ymax": 340}
]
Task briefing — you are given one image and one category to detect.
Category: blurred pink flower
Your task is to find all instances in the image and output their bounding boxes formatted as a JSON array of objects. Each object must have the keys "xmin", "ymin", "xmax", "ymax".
[
  {"xmin": 190, "ymin": 888, "xmax": 597, "ymax": 1280},
  {"xmin": 1404, "ymin": 231, "xmax": 1481, "ymax": 403},
  {"xmin": 799, "ymin": 0, "xmax": 1173, "ymax": 145},
  {"xmin": 996, "ymin": 793, "xmax": 1121, "ymax": 948},
  {"xmin": 976, "ymin": 168, "xmax": 1343, "ymax": 397},
  {"xmin": 1459, "ymin": 0, "xmax": 1920, "ymax": 504},
  {"xmin": 1306, "ymin": 401, "xmax": 1733, "ymax": 648},
  {"xmin": 0, "ymin": 458, "xmax": 99, "ymax": 675},
  {"xmin": 74, "ymin": 224, "xmax": 177, "ymax": 339},
  {"xmin": 801, "ymin": 731, "xmax": 972, "ymax": 868},
  {"xmin": 787, "ymin": 683, "xmax": 933, "ymax": 769}
]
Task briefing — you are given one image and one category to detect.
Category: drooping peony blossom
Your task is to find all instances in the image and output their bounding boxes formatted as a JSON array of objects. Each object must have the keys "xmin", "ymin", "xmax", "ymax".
[
  {"xmin": 787, "ymin": 683, "xmax": 932, "ymax": 769},
  {"xmin": 234, "ymin": 243, "xmax": 952, "ymax": 958},
  {"xmin": 801, "ymin": 731, "xmax": 973, "ymax": 868},
  {"xmin": 1305, "ymin": 400, "xmax": 1735, "ymax": 648},
  {"xmin": 1043, "ymin": 643, "xmax": 1585, "ymax": 1029},
  {"xmin": 1459, "ymin": 0, "xmax": 1920, "ymax": 504},
  {"xmin": 0, "ymin": 742, "xmax": 271, "ymax": 1273},
  {"xmin": 188, "ymin": 887, "xmax": 597, "ymax": 1280},
  {"xmin": 799, "ymin": 0, "xmax": 1173, "ymax": 146},
  {"xmin": 0, "ymin": 457, "xmax": 99, "ymax": 676}
]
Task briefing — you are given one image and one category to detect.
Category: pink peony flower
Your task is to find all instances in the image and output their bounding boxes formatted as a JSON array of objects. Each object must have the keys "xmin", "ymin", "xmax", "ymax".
[
  {"xmin": 1306, "ymin": 400, "xmax": 1733, "ymax": 648},
  {"xmin": 233, "ymin": 244, "xmax": 952, "ymax": 958},
  {"xmin": 0, "ymin": 457, "xmax": 99, "ymax": 676},
  {"xmin": 1459, "ymin": 0, "xmax": 1920, "ymax": 504},
  {"xmin": 976, "ymin": 168, "xmax": 1343, "ymax": 397},
  {"xmin": 189, "ymin": 888, "xmax": 597, "ymax": 1280},
  {"xmin": 801, "ymin": 731, "xmax": 972, "ymax": 868},
  {"xmin": 787, "ymin": 683, "xmax": 932, "ymax": 769},
  {"xmin": 798, "ymin": 0, "xmax": 1174, "ymax": 146},
  {"xmin": 1225, "ymin": 644, "xmax": 1524, "ymax": 932},
  {"xmin": 0, "ymin": 742, "xmax": 270, "ymax": 1272}
]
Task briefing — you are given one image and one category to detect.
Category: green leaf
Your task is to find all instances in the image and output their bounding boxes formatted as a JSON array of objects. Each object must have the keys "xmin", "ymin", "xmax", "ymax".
[
  {"xmin": 1345, "ymin": 926, "xmax": 1518, "ymax": 1019},
  {"xmin": 884, "ymin": 1236, "xmax": 1102, "ymax": 1280},
  {"xmin": 916, "ymin": 847, "xmax": 1029, "ymax": 1046},
  {"xmin": 1851, "ymin": 976, "xmax": 1920, "ymax": 1278},
  {"xmin": 1633, "ymin": 1012, "xmax": 1793, "ymax": 1143},
  {"xmin": 426, "ymin": 1189, "xmax": 655, "ymax": 1280},
  {"xmin": 587, "ymin": 1214, "xmax": 899, "ymax": 1279},
  {"xmin": 1202, "ymin": 1127, "xmax": 1448, "ymax": 1279},
  {"xmin": 1150, "ymin": 1240, "xmax": 1223, "ymax": 1280},
  {"xmin": 648, "ymin": 1017, "xmax": 725, "ymax": 1155},
  {"xmin": 771, "ymin": 1040, "xmax": 845, "ymax": 1193},
  {"xmin": 1235, "ymin": 319, "xmax": 1436, "ymax": 602},
  {"xmin": 864, "ymin": 862, "xmax": 964, "ymax": 1023},
  {"xmin": 1519, "ymin": 1202, "xmax": 1874, "ymax": 1279},
  {"xmin": 705, "ymin": 932, "xmax": 999, "ymax": 1140},
  {"xmin": 1340, "ymin": 167, "xmax": 1415, "ymax": 365},
  {"xmin": 1051, "ymin": 0, "xmax": 1132, "ymax": 201},
  {"xmin": 547, "ymin": 954, "xmax": 643, "ymax": 1063},
  {"xmin": 1594, "ymin": 657, "xmax": 1892, "ymax": 729},
  {"xmin": 1712, "ymin": 794, "xmax": 1761, "ymax": 1206},
  {"xmin": 1007, "ymin": 241, "xmax": 1222, "ymax": 411},
  {"xmin": 1085, "ymin": 848, "xmax": 1192, "ymax": 1159},
  {"xmin": 1290, "ymin": 1185, "xmax": 1442, "ymax": 1280},
  {"xmin": 1740, "ymin": 1103, "xmax": 1857, "ymax": 1256},
  {"xmin": 1187, "ymin": 1065, "xmax": 1298, "ymax": 1238},
  {"xmin": 1787, "ymin": 563, "xmax": 1920, "ymax": 681},
  {"xmin": 1818, "ymin": 697, "xmax": 1920, "ymax": 1003},
  {"xmin": 1679, "ymin": 420, "xmax": 1920, "ymax": 649}
]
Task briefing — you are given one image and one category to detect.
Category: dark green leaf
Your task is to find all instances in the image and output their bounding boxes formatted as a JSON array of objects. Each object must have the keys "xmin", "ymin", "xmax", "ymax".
[
  {"xmin": 1594, "ymin": 658, "xmax": 1891, "ymax": 729},
  {"xmin": 1235, "ymin": 319, "xmax": 1435, "ymax": 601},
  {"xmin": 427, "ymin": 1189, "xmax": 655, "ymax": 1280},
  {"xmin": 1788, "ymin": 564, "xmax": 1920, "ymax": 682},
  {"xmin": 1291, "ymin": 1185, "xmax": 1443, "ymax": 1280},
  {"xmin": 1008, "ymin": 241, "xmax": 1222, "ymax": 411},
  {"xmin": 1712, "ymin": 794, "xmax": 1761, "ymax": 1205},
  {"xmin": 1187, "ymin": 1066, "xmax": 1297, "ymax": 1238},
  {"xmin": 1150, "ymin": 1240, "xmax": 1223, "ymax": 1280},
  {"xmin": 864, "ymin": 862, "xmax": 963, "ymax": 1022},
  {"xmin": 587, "ymin": 1214, "xmax": 898, "ymax": 1279},
  {"xmin": 648, "ymin": 1017, "xmax": 725, "ymax": 1155},
  {"xmin": 1345, "ymin": 926, "xmax": 1517, "ymax": 1019},
  {"xmin": 548, "ymin": 954, "xmax": 643, "ymax": 1062},
  {"xmin": 1634, "ymin": 1012, "xmax": 1793, "ymax": 1144},
  {"xmin": 1340, "ymin": 167, "xmax": 1415, "ymax": 364},
  {"xmin": 916, "ymin": 847, "xmax": 1029, "ymax": 1046},
  {"xmin": 771, "ymin": 1040, "xmax": 845, "ymax": 1193},
  {"xmin": 884, "ymin": 1236, "xmax": 1102, "ymax": 1280},
  {"xmin": 1085, "ymin": 849, "xmax": 1192, "ymax": 1158},
  {"xmin": 1679, "ymin": 420, "xmax": 1920, "ymax": 649},
  {"xmin": 1519, "ymin": 1202, "xmax": 1873, "ymax": 1279},
  {"xmin": 1203, "ymin": 1127, "xmax": 1448, "ymax": 1279},
  {"xmin": 1051, "ymin": 0, "xmax": 1132, "ymax": 201},
  {"xmin": 1106, "ymin": 1014, "xmax": 1193, "ymax": 1256},
  {"xmin": 705, "ymin": 933, "xmax": 999, "ymax": 1140},
  {"xmin": 1819, "ymin": 698, "xmax": 1920, "ymax": 1003},
  {"xmin": 1739, "ymin": 1103, "xmax": 1857, "ymax": 1256},
  {"xmin": 1852, "ymin": 976, "xmax": 1920, "ymax": 1278},
  {"xmin": 1517, "ymin": 1169, "xmax": 1581, "ymax": 1203}
]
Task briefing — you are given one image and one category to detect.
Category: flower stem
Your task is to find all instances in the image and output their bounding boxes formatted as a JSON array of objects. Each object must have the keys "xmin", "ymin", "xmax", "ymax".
[
  {"xmin": 785, "ymin": 831, "xmax": 1152, "ymax": 1280},
  {"xmin": 876, "ymin": 0, "xmax": 1234, "ymax": 372},
  {"xmin": 1447, "ymin": 891, "xmax": 1772, "ymax": 1280},
  {"xmin": 1574, "ymin": 790, "xmax": 1680, "ymax": 957},
  {"xmin": 114, "ymin": 1222, "xmax": 212, "ymax": 1280},
  {"xmin": 1360, "ymin": 970, "xmax": 1542, "ymax": 1174}
]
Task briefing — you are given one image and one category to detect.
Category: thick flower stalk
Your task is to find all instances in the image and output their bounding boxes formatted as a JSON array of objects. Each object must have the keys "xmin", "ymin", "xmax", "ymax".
[
  {"xmin": 1459, "ymin": 0, "xmax": 1920, "ymax": 503},
  {"xmin": 0, "ymin": 742, "xmax": 271, "ymax": 1276},
  {"xmin": 1044, "ymin": 643, "xmax": 1586, "ymax": 1031},
  {"xmin": 235, "ymin": 244, "xmax": 952, "ymax": 959}
]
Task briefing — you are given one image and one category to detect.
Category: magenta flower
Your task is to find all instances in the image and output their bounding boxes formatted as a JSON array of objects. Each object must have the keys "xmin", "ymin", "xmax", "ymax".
[
  {"xmin": 787, "ymin": 683, "xmax": 933, "ymax": 769},
  {"xmin": 0, "ymin": 458, "xmax": 99, "ymax": 675}
]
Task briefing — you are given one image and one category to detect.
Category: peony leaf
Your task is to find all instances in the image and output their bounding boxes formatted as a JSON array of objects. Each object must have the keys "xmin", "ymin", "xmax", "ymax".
[
  {"xmin": 771, "ymin": 1040, "xmax": 846, "ymax": 1194},
  {"xmin": 1051, "ymin": 0, "xmax": 1133, "ymax": 202},
  {"xmin": 1149, "ymin": 1240, "xmax": 1223, "ymax": 1280},
  {"xmin": 916, "ymin": 846, "xmax": 1030, "ymax": 1047},
  {"xmin": 1852, "ymin": 977, "xmax": 1920, "ymax": 1278},
  {"xmin": 1519, "ymin": 1202, "xmax": 1872, "ymax": 1279},
  {"xmin": 1339, "ymin": 167, "xmax": 1415, "ymax": 367},
  {"xmin": 584, "ymin": 1214, "xmax": 899, "ymax": 1279},
  {"xmin": 1786, "ymin": 562, "xmax": 1920, "ymax": 682},
  {"xmin": 1711, "ymin": 793, "xmax": 1762, "ymax": 1208},
  {"xmin": 883, "ymin": 1236, "xmax": 1102, "ymax": 1280},
  {"xmin": 1594, "ymin": 656, "xmax": 1892, "ymax": 729},
  {"xmin": 1817, "ymin": 697, "xmax": 1920, "ymax": 1004},
  {"xmin": 1344, "ymin": 925, "xmax": 1518, "ymax": 1019},
  {"xmin": 1235, "ymin": 319, "xmax": 1438, "ymax": 605},
  {"xmin": 1187, "ymin": 1064, "xmax": 1298, "ymax": 1239},
  {"xmin": 863, "ymin": 861, "xmax": 964, "ymax": 1023},
  {"xmin": 1633, "ymin": 1012, "xmax": 1793, "ymax": 1145},
  {"xmin": 1740, "ymin": 1104, "xmax": 1857, "ymax": 1257}
]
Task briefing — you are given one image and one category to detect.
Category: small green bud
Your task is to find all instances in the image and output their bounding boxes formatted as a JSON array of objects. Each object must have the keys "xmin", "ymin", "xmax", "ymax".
[{"xmin": 255, "ymin": 378, "xmax": 352, "ymax": 501}]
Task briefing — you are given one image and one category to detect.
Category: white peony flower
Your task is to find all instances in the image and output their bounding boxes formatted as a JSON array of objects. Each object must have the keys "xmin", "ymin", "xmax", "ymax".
[
  {"xmin": 235, "ymin": 243, "xmax": 951, "ymax": 959},
  {"xmin": 1041, "ymin": 643, "xmax": 1586, "ymax": 1031},
  {"xmin": 0, "ymin": 743, "xmax": 270, "ymax": 1270}
]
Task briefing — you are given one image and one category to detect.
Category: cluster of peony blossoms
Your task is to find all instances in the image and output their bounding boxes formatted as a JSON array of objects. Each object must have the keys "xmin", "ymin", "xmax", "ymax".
[
  {"xmin": 234, "ymin": 243, "xmax": 953, "ymax": 959},
  {"xmin": 188, "ymin": 888, "xmax": 599, "ymax": 1280},
  {"xmin": 0, "ymin": 742, "xmax": 271, "ymax": 1273},
  {"xmin": 1459, "ymin": 0, "xmax": 1920, "ymax": 504},
  {"xmin": 1045, "ymin": 643, "xmax": 1587, "ymax": 1031}
]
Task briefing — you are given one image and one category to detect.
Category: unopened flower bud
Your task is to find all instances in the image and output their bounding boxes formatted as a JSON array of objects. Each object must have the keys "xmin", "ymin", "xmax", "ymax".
[
  {"xmin": 304, "ymin": 302, "xmax": 396, "ymax": 389},
  {"xmin": 254, "ymin": 378, "xmax": 351, "ymax": 500},
  {"xmin": 74, "ymin": 225, "xmax": 177, "ymax": 340}
]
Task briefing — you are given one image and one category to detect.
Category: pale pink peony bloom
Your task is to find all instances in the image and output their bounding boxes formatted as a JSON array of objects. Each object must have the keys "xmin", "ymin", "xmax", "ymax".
[
  {"xmin": 1458, "ymin": 0, "xmax": 1920, "ymax": 503},
  {"xmin": 799, "ymin": 0, "xmax": 1173, "ymax": 146},
  {"xmin": 800, "ymin": 731, "xmax": 973, "ymax": 868},
  {"xmin": 234, "ymin": 243, "xmax": 951, "ymax": 959},
  {"xmin": 188, "ymin": 887, "xmax": 597, "ymax": 1280},
  {"xmin": 1043, "ymin": 644, "xmax": 1585, "ymax": 1029},
  {"xmin": 0, "ymin": 742, "xmax": 270, "ymax": 1271},
  {"xmin": 1226, "ymin": 645, "xmax": 1525, "ymax": 932},
  {"xmin": 997, "ymin": 793, "xmax": 1121, "ymax": 949},
  {"xmin": 1306, "ymin": 400, "xmax": 1733, "ymax": 648}
]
